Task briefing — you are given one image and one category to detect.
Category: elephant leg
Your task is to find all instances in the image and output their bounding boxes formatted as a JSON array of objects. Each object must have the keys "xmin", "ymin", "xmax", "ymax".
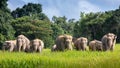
[
  {"xmin": 82, "ymin": 45, "xmax": 86, "ymax": 51},
  {"xmin": 84, "ymin": 46, "xmax": 87, "ymax": 51},
  {"xmin": 103, "ymin": 45, "xmax": 106, "ymax": 51},
  {"xmin": 92, "ymin": 46, "xmax": 96, "ymax": 51},
  {"xmin": 38, "ymin": 46, "xmax": 42, "ymax": 53},
  {"xmin": 110, "ymin": 47, "xmax": 113, "ymax": 51},
  {"xmin": 18, "ymin": 45, "xmax": 22, "ymax": 52},
  {"xmin": 51, "ymin": 45, "xmax": 56, "ymax": 52},
  {"xmin": 25, "ymin": 45, "xmax": 30, "ymax": 52},
  {"xmin": 13, "ymin": 46, "xmax": 17, "ymax": 52},
  {"xmin": 89, "ymin": 47, "xmax": 91, "ymax": 51},
  {"xmin": 69, "ymin": 45, "xmax": 73, "ymax": 50},
  {"xmin": 61, "ymin": 45, "xmax": 64, "ymax": 51},
  {"xmin": 81, "ymin": 45, "xmax": 83, "ymax": 51},
  {"xmin": 61, "ymin": 43, "xmax": 65, "ymax": 51},
  {"xmin": 22, "ymin": 45, "xmax": 26, "ymax": 52},
  {"xmin": 9, "ymin": 45, "xmax": 14, "ymax": 52},
  {"xmin": 106, "ymin": 45, "xmax": 111, "ymax": 51},
  {"xmin": 104, "ymin": 45, "xmax": 107, "ymax": 51},
  {"xmin": 78, "ymin": 45, "xmax": 81, "ymax": 50},
  {"xmin": 110, "ymin": 45, "xmax": 114, "ymax": 51},
  {"xmin": 34, "ymin": 45, "xmax": 38, "ymax": 52},
  {"xmin": 30, "ymin": 46, "xmax": 34, "ymax": 52}
]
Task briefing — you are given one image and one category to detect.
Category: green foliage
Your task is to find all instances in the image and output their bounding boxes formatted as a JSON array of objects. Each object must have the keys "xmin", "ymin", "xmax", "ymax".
[
  {"xmin": 74, "ymin": 12, "xmax": 113, "ymax": 40},
  {"xmin": 0, "ymin": 44, "xmax": 120, "ymax": 68},
  {"xmin": 51, "ymin": 23, "xmax": 64, "ymax": 40},
  {"xmin": 0, "ymin": 10, "xmax": 15, "ymax": 48},
  {"xmin": 11, "ymin": 16, "xmax": 53, "ymax": 48},
  {"xmin": 103, "ymin": 8, "xmax": 120, "ymax": 42},
  {"xmin": 11, "ymin": 3, "xmax": 42, "ymax": 18},
  {"xmin": 52, "ymin": 16, "xmax": 75, "ymax": 35},
  {"xmin": 10, "ymin": 2, "xmax": 53, "ymax": 48},
  {"xmin": 0, "ymin": 0, "xmax": 10, "ymax": 12}
]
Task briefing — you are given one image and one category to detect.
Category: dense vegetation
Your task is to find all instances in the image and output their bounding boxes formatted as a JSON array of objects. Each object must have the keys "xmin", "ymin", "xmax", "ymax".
[
  {"xmin": 0, "ymin": 44, "xmax": 120, "ymax": 68},
  {"xmin": 0, "ymin": 0, "xmax": 120, "ymax": 48}
]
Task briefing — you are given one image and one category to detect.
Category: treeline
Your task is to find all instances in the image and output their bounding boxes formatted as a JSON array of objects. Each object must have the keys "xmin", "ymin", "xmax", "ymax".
[
  {"xmin": 74, "ymin": 8, "xmax": 120, "ymax": 42},
  {"xmin": 0, "ymin": 0, "xmax": 120, "ymax": 48}
]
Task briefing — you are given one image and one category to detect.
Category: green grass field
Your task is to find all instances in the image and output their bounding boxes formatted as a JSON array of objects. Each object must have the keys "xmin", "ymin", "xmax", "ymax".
[{"xmin": 0, "ymin": 44, "xmax": 120, "ymax": 68}]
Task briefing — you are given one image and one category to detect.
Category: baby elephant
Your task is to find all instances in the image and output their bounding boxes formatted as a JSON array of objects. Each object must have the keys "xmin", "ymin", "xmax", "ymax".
[
  {"xmin": 2, "ymin": 40, "xmax": 17, "ymax": 52},
  {"xmin": 74, "ymin": 37, "xmax": 88, "ymax": 51},
  {"xmin": 51, "ymin": 44, "xmax": 57, "ymax": 52},
  {"xmin": 30, "ymin": 39, "xmax": 44, "ymax": 53},
  {"xmin": 89, "ymin": 40, "xmax": 103, "ymax": 51}
]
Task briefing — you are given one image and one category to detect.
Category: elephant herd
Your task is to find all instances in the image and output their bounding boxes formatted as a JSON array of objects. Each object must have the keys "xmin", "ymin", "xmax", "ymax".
[
  {"xmin": 2, "ymin": 35, "xmax": 44, "ymax": 53},
  {"xmin": 2, "ymin": 33, "xmax": 117, "ymax": 53},
  {"xmin": 51, "ymin": 33, "xmax": 117, "ymax": 52}
]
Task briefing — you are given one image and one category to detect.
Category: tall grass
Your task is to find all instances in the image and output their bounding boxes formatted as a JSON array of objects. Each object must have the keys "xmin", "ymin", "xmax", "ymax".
[{"xmin": 0, "ymin": 44, "xmax": 120, "ymax": 68}]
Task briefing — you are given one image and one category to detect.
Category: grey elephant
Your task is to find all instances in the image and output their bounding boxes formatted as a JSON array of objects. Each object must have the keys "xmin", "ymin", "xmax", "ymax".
[
  {"xmin": 74, "ymin": 37, "xmax": 88, "ymax": 51},
  {"xmin": 101, "ymin": 33, "xmax": 117, "ymax": 51},
  {"xmin": 30, "ymin": 39, "xmax": 44, "ymax": 53},
  {"xmin": 2, "ymin": 40, "xmax": 17, "ymax": 52},
  {"xmin": 16, "ymin": 35, "xmax": 30, "ymax": 52},
  {"xmin": 55, "ymin": 34, "xmax": 73, "ymax": 51},
  {"xmin": 51, "ymin": 44, "xmax": 57, "ymax": 52},
  {"xmin": 89, "ymin": 40, "xmax": 103, "ymax": 51}
]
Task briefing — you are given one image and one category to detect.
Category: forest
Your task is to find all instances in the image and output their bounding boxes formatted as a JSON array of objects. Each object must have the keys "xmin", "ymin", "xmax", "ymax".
[{"xmin": 0, "ymin": 0, "xmax": 120, "ymax": 49}]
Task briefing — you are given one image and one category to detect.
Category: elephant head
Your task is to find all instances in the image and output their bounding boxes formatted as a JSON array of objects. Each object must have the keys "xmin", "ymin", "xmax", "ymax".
[{"xmin": 80, "ymin": 37, "xmax": 88, "ymax": 45}]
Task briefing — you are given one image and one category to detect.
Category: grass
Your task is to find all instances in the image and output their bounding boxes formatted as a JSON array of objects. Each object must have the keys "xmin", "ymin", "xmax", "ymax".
[{"xmin": 0, "ymin": 44, "xmax": 120, "ymax": 68}]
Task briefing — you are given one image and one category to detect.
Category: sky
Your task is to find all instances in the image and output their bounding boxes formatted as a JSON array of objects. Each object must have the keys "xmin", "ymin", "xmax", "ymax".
[{"xmin": 7, "ymin": 0, "xmax": 120, "ymax": 20}]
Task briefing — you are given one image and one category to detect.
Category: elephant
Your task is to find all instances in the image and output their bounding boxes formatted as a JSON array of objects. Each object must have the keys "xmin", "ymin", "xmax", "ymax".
[
  {"xmin": 16, "ymin": 35, "xmax": 30, "ymax": 52},
  {"xmin": 51, "ymin": 44, "xmax": 57, "ymax": 52},
  {"xmin": 30, "ymin": 39, "xmax": 44, "ymax": 53},
  {"xmin": 89, "ymin": 40, "xmax": 103, "ymax": 51},
  {"xmin": 2, "ymin": 40, "xmax": 17, "ymax": 52},
  {"xmin": 74, "ymin": 37, "xmax": 88, "ymax": 51},
  {"xmin": 101, "ymin": 33, "xmax": 117, "ymax": 51},
  {"xmin": 55, "ymin": 34, "xmax": 73, "ymax": 51}
]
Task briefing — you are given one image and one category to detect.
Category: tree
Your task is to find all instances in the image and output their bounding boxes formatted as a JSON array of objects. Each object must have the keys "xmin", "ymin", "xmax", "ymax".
[
  {"xmin": 11, "ymin": 3, "xmax": 49, "ymax": 21},
  {"xmin": 74, "ymin": 12, "xmax": 113, "ymax": 40},
  {"xmin": 52, "ymin": 16, "xmax": 75, "ymax": 35},
  {"xmin": 11, "ymin": 3, "xmax": 42, "ymax": 18},
  {"xmin": 103, "ymin": 8, "xmax": 120, "ymax": 42},
  {"xmin": 0, "ymin": 0, "xmax": 10, "ymax": 12},
  {"xmin": 11, "ymin": 16, "xmax": 53, "ymax": 48},
  {"xmin": 0, "ymin": 10, "xmax": 15, "ymax": 48},
  {"xmin": 51, "ymin": 23, "xmax": 64, "ymax": 40}
]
